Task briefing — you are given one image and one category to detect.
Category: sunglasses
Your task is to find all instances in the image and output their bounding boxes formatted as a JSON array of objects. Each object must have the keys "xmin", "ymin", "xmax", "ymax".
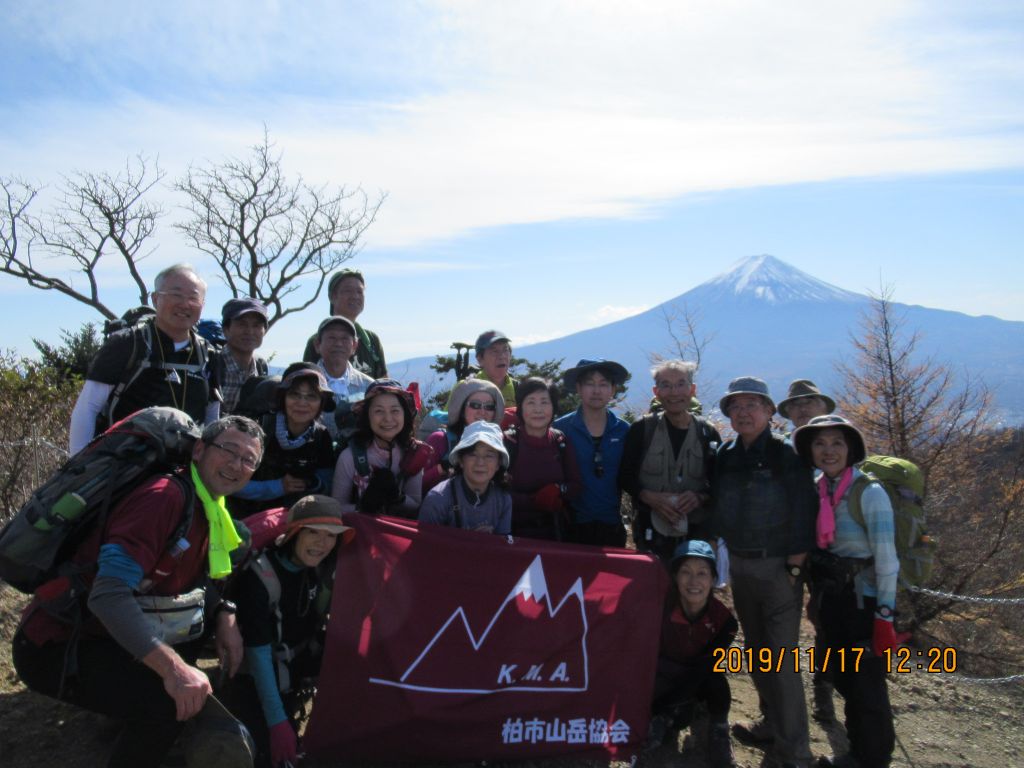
[{"xmin": 466, "ymin": 400, "xmax": 497, "ymax": 412}]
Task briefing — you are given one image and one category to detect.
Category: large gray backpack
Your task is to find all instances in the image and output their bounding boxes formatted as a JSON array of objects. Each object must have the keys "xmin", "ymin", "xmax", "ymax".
[{"xmin": 0, "ymin": 407, "xmax": 200, "ymax": 594}]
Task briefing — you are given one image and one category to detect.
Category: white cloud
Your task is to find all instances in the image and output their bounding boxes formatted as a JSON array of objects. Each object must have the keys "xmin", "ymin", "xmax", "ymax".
[
  {"xmin": 3, "ymin": 1, "xmax": 1023, "ymax": 251},
  {"xmin": 511, "ymin": 332, "xmax": 566, "ymax": 347},
  {"xmin": 592, "ymin": 305, "xmax": 650, "ymax": 323}
]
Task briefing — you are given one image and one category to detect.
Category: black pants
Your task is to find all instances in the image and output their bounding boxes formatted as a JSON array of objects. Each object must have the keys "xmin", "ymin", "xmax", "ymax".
[
  {"xmin": 13, "ymin": 629, "xmax": 204, "ymax": 768},
  {"xmin": 817, "ymin": 587, "xmax": 895, "ymax": 767},
  {"xmin": 652, "ymin": 657, "xmax": 731, "ymax": 726}
]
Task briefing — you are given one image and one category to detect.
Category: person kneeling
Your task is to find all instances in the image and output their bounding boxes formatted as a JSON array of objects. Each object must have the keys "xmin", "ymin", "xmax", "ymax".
[
  {"xmin": 649, "ymin": 539, "xmax": 738, "ymax": 768},
  {"xmin": 223, "ymin": 495, "xmax": 355, "ymax": 768},
  {"xmin": 419, "ymin": 421, "xmax": 513, "ymax": 535}
]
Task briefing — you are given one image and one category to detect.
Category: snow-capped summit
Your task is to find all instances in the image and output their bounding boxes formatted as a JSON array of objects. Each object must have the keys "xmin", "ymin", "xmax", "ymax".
[{"xmin": 698, "ymin": 254, "xmax": 860, "ymax": 304}]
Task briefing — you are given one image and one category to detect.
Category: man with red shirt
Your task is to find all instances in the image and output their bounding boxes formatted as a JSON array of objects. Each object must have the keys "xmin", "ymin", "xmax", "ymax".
[{"xmin": 13, "ymin": 415, "xmax": 264, "ymax": 768}]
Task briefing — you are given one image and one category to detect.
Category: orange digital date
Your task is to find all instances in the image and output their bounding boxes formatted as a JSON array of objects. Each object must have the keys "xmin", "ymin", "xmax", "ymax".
[{"xmin": 711, "ymin": 646, "xmax": 864, "ymax": 674}]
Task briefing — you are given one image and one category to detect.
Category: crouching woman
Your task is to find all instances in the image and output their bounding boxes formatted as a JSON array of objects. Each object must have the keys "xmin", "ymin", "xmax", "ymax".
[
  {"xmin": 649, "ymin": 539, "xmax": 738, "ymax": 768},
  {"xmin": 419, "ymin": 421, "xmax": 513, "ymax": 535},
  {"xmin": 223, "ymin": 495, "xmax": 355, "ymax": 768}
]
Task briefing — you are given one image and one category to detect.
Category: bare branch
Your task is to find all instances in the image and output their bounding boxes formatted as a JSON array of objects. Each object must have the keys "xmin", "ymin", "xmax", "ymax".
[
  {"xmin": 0, "ymin": 156, "xmax": 164, "ymax": 318},
  {"xmin": 174, "ymin": 129, "xmax": 385, "ymax": 327}
]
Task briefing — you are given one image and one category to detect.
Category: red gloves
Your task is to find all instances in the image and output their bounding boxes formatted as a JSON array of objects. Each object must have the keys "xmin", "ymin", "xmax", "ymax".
[
  {"xmin": 531, "ymin": 483, "xmax": 564, "ymax": 514},
  {"xmin": 269, "ymin": 720, "xmax": 297, "ymax": 767},
  {"xmin": 872, "ymin": 616, "xmax": 912, "ymax": 657},
  {"xmin": 399, "ymin": 440, "xmax": 435, "ymax": 476}
]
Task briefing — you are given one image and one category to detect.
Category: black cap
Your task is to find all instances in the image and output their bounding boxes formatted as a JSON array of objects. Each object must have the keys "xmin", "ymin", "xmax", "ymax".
[{"xmin": 222, "ymin": 297, "xmax": 268, "ymax": 325}]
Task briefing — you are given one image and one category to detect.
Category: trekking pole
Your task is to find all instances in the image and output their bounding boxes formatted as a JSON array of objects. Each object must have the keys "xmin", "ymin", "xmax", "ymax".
[
  {"xmin": 893, "ymin": 718, "xmax": 916, "ymax": 767},
  {"xmin": 451, "ymin": 342, "xmax": 473, "ymax": 380}
]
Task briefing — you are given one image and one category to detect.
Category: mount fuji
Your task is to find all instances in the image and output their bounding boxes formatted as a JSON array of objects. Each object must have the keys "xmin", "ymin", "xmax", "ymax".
[{"xmin": 390, "ymin": 255, "xmax": 1024, "ymax": 421}]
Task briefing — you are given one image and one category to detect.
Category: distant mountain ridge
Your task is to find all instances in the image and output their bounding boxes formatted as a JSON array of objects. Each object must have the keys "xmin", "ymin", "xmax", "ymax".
[{"xmin": 390, "ymin": 255, "xmax": 1024, "ymax": 423}]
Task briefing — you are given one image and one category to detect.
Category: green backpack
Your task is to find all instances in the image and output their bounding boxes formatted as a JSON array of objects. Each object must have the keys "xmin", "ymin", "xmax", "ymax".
[{"xmin": 848, "ymin": 455, "xmax": 936, "ymax": 588}]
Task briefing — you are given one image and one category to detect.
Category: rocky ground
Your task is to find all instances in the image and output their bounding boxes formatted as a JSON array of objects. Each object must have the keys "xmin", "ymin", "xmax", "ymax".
[{"xmin": 2, "ymin": 582, "xmax": 1022, "ymax": 768}]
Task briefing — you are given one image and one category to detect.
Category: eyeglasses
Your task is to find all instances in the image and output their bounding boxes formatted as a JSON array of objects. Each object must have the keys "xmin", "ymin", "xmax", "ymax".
[
  {"xmin": 592, "ymin": 436, "xmax": 605, "ymax": 478},
  {"xmin": 286, "ymin": 391, "xmax": 322, "ymax": 403},
  {"xmin": 655, "ymin": 380, "xmax": 691, "ymax": 392},
  {"xmin": 154, "ymin": 290, "xmax": 204, "ymax": 306},
  {"xmin": 466, "ymin": 401, "xmax": 497, "ymax": 412},
  {"xmin": 209, "ymin": 442, "xmax": 260, "ymax": 471}
]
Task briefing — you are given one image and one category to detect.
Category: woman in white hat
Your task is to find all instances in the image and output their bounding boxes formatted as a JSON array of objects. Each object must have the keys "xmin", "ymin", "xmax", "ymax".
[
  {"xmin": 421, "ymin": 378, "xmax": 506, "ymax": 493},
  {"xmin": 419, "ymin": 421, "xmax": 512, "ymax": 535}
]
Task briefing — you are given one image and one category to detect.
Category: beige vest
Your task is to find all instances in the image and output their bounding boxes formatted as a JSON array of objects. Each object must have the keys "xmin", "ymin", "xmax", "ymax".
[{"xmin": 638, "ymin": 415, "xmax": 708, "ymax": 494}]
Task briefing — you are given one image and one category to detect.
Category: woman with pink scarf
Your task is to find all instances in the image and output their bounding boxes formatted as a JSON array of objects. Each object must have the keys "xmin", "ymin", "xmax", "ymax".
[{"xmin": 792, "ymin": 415, "xmax": 903, "ymax": 768}]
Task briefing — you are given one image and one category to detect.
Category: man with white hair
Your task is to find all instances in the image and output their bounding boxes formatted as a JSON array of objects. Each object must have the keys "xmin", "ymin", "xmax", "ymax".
[{"xmin": 69, "ymin": 264, "xmax": 220, "ymax": 454}]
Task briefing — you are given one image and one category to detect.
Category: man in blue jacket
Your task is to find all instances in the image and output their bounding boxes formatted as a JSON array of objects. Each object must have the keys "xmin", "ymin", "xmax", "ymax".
[{"xmin": 554, "ymin": 359, "xmax": 630, "ymax": 546}]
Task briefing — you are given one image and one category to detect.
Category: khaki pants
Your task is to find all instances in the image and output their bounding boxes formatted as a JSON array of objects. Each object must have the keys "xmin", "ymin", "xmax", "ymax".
[{"xmin": 729, "ymin": 554, "xmax": 812, "ymax": 765}]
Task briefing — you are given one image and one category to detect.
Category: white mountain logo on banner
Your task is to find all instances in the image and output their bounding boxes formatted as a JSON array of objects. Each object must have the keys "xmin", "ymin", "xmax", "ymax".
[{"xmin": 369, "ymin": 555, "xmax": 590, "ymax": 694}]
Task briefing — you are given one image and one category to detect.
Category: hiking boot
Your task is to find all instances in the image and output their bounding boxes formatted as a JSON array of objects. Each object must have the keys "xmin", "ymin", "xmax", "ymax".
[
  {"xmin": 732, "ymin": 717, "xmax": 773, "ymax": 745},
  {"xmin": 707, "ymin": 722, "xmax": 737, "ymax": 768},
  {"xmin": 812, "ymin": 678, "xmax": 836, "ymax": 724}
]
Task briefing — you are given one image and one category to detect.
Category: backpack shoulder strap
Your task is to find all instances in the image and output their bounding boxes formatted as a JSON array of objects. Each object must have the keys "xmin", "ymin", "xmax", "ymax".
[
  {"xmin": 350, "ymin": 439, "xmax": 371, "ymax": 478},
  {"xmin": 102, "ymin": 321, "xmax": 155, "ymax": 424},
  {"xmin": 846, "ymin": 474, "xmax": 875, "ymax": 531},
  {"xmin": 137, "ymin": 473, "xmax": 197, "ymax": 593},
  {"xmin": 449, "ymin": 480, "xmax": 463, "ymax": 529},
  {"xmin": 640, "ymin": 412, "xmax": 661, "ymax": 459},
  {"xmin": 253, "ymin": 551, "xmax": 282, "ymax": 611},
  {"xmin": 503, "ymin": 426, "xmax": 519, "ymax": 471}
]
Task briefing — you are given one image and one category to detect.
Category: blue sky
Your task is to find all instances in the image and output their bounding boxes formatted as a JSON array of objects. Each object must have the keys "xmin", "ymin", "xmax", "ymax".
[{"xmin": 2, "ymin": 1, "xmax": 1022, "ymax": 366}]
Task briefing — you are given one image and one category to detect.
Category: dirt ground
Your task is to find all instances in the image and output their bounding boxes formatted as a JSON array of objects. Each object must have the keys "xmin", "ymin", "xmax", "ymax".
[{"xmin": 2, "ymin": 582, "xmax": 1022, "ymax": 768}]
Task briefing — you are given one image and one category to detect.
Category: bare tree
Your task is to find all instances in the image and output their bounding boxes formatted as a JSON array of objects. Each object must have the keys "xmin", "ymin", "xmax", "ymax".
[
  {"xmin": 833, "ymin": 287, "xmax": 1024, "ymax": 660},
  {"xmin": 175, "ymin": 130, "xmax": 385, "ymax": 327},
  {"xmin": 0, "ymin": 155, "xmax": 163, "ymax": 319},
  {"xmin": 651, "ymin": 302, "xmax": 715, "ymax": 370},
  {"xmin": 835, "ymin": 285, "xmax": 991, "ymax": 477}
]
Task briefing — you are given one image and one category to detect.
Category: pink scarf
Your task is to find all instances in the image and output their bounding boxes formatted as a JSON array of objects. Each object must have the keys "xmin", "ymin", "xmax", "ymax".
[{"xmin": 816, "ymin": 466, "xmax": 854, "ymax": 549}]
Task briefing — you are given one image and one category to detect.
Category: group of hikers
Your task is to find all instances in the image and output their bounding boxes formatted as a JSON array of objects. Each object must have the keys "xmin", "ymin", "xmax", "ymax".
[{"xmin": 10, "ymin": 262, "xmax": 907, "ymax": 768}]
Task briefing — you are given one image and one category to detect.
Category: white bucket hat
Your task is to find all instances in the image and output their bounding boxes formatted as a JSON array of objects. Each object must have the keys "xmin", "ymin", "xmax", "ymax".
[{"xmin": 450, "ymin": 421, "xmax": 510, "ymax": 469}]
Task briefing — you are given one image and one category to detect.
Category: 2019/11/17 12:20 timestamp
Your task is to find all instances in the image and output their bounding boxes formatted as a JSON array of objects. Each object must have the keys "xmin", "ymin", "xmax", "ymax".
[{"xmin": 711, "ymin": 646, "xmax": 959, "ymax": 674}]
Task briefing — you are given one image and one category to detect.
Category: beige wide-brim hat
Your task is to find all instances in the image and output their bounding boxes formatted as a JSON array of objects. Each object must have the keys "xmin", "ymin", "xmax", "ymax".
[{"xmin": 777, "ymin": 379, "xmax": 836, "ymax": 419}]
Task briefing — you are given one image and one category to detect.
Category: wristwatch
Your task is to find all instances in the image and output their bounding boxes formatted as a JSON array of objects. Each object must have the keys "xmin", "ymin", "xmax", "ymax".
[
  {"xmin": 214, "ymin": 599, "xmax": 238, "ymax": 617},
  {"xmin": 875, "ymin": 605, "xmax": 894, "ymax": 620},
  {"xmin": 786, "ymin": 563, "xmax": 804, "ymax": 579}
]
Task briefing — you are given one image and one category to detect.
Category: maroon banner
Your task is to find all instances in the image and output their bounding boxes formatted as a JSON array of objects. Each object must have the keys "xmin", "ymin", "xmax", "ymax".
[{"xmin": 303, "ymin": 514, "xmax": 668, "ymax": 761}]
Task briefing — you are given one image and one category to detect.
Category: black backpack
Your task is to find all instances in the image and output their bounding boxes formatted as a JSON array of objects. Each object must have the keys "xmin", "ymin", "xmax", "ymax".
[{"xmin": 96, "ymin": 314, "xmax": 211, "ymax": 433}]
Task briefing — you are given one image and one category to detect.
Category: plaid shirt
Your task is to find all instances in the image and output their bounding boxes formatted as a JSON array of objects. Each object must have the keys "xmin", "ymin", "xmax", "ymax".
[{"xmin": 219, "ymin": 351, "xmax": 259, "ymax": 413}]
